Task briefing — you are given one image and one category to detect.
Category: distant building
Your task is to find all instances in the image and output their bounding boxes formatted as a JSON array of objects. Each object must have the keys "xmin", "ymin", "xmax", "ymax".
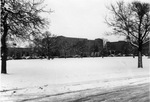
[
  {"xmin": 6, "ymin": 36, "xmax": 149, "ymax": 59},
  {"xmin": 53, "ymin": 36, "xmax": 103, "ymax": 57},
  {"xmin": 106, "ymin": 41, "xmax": 149, "ymax": 56},
  {"xmin": 7, "ymin": 36, "xmax": 103, "ymax": 59}
]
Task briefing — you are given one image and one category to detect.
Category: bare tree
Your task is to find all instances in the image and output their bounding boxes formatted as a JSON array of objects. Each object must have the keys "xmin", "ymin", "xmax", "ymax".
[
  {"xmin": 1, "ymin": 0, "xmax": 50, "ymax": 74},
  {"xmin": 106, "ymin": 1, "xmax": 150, "ymax": 68},
  {"xmin": 41, "ymin": 31, "xmax": 57, "ymax": 59}
]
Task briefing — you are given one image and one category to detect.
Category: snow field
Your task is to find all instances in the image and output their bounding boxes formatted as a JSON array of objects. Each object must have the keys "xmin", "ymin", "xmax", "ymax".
[{"xmin": 0, "ymin": 57, "xmax": 149, "ymax": 101}]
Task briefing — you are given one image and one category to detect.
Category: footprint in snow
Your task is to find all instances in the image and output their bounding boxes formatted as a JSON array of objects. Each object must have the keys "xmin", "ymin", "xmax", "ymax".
[{"xmin": 39, "ymin": 87, "xmax": 43, "ymax": 90}]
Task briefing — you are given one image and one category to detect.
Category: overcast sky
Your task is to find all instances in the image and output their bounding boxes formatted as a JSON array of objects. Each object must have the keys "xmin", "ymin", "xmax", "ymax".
[{"xmin": 43, "ymin": 0, "xmax": 150, "ymax": 41}]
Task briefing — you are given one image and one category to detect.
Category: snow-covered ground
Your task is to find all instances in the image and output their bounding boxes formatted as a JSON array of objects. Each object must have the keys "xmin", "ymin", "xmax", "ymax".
[{"xmin": 0, "ymin": 57, "xmax": 150, "ymax": 102}]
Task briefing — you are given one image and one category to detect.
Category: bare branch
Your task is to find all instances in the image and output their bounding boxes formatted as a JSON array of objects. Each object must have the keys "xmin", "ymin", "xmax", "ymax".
[
  {"xmin": 106, "ymin": 1, "xmax": 150, "ymax": 50},
  {"xmin": 130, "ymin": 41, "xmax": 139, "ymax": 48}
]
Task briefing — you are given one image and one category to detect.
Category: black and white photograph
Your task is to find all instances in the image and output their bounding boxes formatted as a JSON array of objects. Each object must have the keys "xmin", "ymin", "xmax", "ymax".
[{"xmin": 1, "ymin": 0, "xmax": 150, "ymax": 101}]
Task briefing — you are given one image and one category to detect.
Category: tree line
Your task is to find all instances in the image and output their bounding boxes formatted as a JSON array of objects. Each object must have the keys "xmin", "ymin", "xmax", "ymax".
[{"xmin": 7, "ymin": 34, "xmax": 149, "ymax": 60}]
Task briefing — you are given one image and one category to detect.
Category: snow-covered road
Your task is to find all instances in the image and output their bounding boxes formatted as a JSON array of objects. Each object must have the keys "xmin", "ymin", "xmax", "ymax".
[{"xmin": 0, "ymin": 57, "xmax": 150, "ymax": 102}]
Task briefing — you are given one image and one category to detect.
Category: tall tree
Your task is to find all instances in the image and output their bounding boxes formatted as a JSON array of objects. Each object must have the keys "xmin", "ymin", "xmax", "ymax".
[
  {"xmin": 1, "ymin": 0, "xmax": 50, "ymax": 74},
  {"xmin": 106, "ymin": 1, "xmax": 150, "ymax": 68},
  {"xmin": 33, "ymin": 37, "xmax": 44, "ymax": 58},
  {"xmin": 41, "ymin": 31, "xmax": 57, "ymax": 59}
]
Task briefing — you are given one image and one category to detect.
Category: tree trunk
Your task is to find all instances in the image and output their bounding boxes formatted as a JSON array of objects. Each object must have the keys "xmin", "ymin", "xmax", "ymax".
[
  {"xmin": 1, "ymin": 27, "xmax": 8, "ymax": 74},
  {"xmin": 1, "ymin": 48, "xmax": 7, "ymax": 74},
  {"xmin": 138, "ymin": 51, "xmax": 143, "ymax": 68},
  {"xmin": 1, "ymin": 13, "xmax": 8, "ymax": 74},
  {"xmin": 138, "ymin": 41, "xmax": 143, "ymax": 68}
]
